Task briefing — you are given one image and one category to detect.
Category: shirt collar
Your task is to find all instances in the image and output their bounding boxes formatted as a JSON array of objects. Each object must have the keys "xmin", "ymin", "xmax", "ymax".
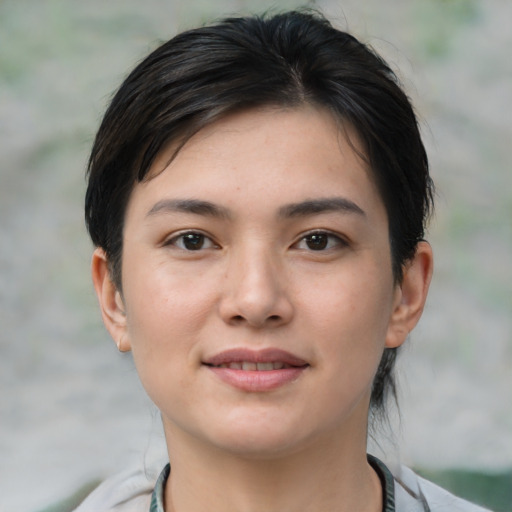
[
  {"xmin": 150, "ymin": 456, "xmax": 396, "ymax": 512},
  {"xmin": 149, "ymin": 463, "xmax": 169, "ymax": 512},
  {"xmin": 368, "ymin": 454, "xmax": 396, "ymax": 512}
]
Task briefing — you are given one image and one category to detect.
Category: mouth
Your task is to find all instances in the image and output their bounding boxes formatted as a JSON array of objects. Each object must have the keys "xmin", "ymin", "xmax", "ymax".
[
  {"xmin": 208, "ymin": 361, "xmax": 298, "ymax": 370},
  {"xmin": 203, "ymin": 348, "xmax": 309, "ymax": 391},
  {"xmin": 203, "ymin": 347, "xmax": 309, "ymax": 369}
]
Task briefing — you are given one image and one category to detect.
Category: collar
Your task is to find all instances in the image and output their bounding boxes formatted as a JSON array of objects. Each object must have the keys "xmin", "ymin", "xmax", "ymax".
[
  {"xmin": 368, "ymin": 454, "xmax": 396, "ymax": 512},
  {"xmin": 150, "ymin": 455, "xmax": 396, "ymax": 512},
  {"xmin": 149, "ymin": 463, "xmax": 169, "ymax": 512}
]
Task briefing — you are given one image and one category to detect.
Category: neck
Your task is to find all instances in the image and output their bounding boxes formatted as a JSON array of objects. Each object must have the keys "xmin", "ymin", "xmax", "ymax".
[{"xmin": 162, "ymin": 422, "xmax": 382, "ymax": 512}]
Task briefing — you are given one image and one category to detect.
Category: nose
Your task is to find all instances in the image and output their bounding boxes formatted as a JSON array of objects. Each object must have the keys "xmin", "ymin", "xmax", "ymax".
[{"xmin": 218, "ymin": 245, "xmax": 294, "ymax": 328}]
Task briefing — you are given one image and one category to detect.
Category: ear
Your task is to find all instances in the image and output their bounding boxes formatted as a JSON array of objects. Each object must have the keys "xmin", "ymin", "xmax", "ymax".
[
  {"xmin": 91, "ymin": 248, "xmax": 131, "ymax": 352},
  {"xmin": 385, "ymin": 241, "xmax": 433, "ymax": 349}
]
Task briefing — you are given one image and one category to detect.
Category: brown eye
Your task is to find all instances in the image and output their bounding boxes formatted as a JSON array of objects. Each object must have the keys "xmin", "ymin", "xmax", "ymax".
[
  {"xmin": 168, "ymin": 232, "xmax": 216, "ymax": 251},
  {"xmin": 305, "ymin": 233, "xmax": 329, "ymax": 250},
  {"xmin": 182, "ymin": 233, "xmax": 206, "ymax": 250},
  {"xmin": 295, "ymin": 231, "xmax": 346, "ymax": 251}
]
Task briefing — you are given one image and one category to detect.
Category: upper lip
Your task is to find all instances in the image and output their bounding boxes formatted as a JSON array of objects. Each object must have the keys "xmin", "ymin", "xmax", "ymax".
[{"xmin": 203, "ymin": 348, "xmax": 309, "ymax": 367}]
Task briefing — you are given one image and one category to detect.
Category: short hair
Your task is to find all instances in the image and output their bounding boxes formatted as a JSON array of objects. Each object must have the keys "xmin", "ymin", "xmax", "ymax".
[{"xmin": 85, "ymin": 10, "xmax": 434, "ymax": 417}]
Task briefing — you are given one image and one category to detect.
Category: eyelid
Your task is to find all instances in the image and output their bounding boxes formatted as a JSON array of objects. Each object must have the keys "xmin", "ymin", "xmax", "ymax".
[
  {"xmin": 292, "ymin": 229, "xmax": 349, "ymax": 250},
  {"xmin": 163, "ymin": 230, "xmax": 219, "ymax": 250}
]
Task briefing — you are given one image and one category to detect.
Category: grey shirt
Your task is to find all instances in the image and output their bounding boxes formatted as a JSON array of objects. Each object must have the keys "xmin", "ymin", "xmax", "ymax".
[{"xmin": 74, "ymin": 456, "xmax": 491, "ymax": 512}]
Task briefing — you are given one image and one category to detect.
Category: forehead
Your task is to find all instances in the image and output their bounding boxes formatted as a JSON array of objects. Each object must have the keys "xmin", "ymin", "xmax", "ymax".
[
  {"xmin": 148, "ymin": 105, "xmax": 364, "ymax": 169},
  {"xmin": 127, "ymin": 106, "xmax": 384, "ymax": 221}
]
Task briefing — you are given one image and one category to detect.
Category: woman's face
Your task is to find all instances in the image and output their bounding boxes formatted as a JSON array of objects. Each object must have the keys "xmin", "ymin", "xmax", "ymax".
[{"xmin": 107, "ymin": 106, "xmax": 408, "ymax": 457}]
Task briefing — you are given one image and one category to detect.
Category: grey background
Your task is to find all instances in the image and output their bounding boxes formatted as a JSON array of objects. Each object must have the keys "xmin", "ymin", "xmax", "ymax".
[{"xmin": 1, "ymin": 0, "xmax": 511, "ymax": 510}]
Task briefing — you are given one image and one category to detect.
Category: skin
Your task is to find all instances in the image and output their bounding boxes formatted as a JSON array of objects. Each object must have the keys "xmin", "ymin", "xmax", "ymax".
[{"xmin": 92, "ymin": 106, "xmax": 433, "ymax": 512}]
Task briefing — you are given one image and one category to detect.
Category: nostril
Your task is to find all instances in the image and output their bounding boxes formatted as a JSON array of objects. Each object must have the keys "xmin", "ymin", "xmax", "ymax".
[{"xmin": 229, "ymin": 314, "xmax": 282, "ymax": 325}]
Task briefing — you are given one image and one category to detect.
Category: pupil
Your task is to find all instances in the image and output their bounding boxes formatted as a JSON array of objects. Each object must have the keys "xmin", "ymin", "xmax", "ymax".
[
  {"xmin": 183, "ymin": 233, "xmax": 204, "ymax": 250},
  {"xmin": 306, "ymin": 234, "xmax": 328, "ymax": 250}
]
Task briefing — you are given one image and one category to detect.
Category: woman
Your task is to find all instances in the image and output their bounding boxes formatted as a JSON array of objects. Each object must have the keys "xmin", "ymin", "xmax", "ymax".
[{"xmin": 77, "ymin": 10, "xmax": 489, "ymax": 512}]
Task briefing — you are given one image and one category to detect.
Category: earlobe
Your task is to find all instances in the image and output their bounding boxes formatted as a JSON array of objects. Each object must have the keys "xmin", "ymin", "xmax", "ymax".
[
  {"xmin": 385, "ymin": 241, "xmax": 434, "ymax": 349},
  {"xmin": 91, "ymin": 248, "xmax": 131, "ymax": 352}
]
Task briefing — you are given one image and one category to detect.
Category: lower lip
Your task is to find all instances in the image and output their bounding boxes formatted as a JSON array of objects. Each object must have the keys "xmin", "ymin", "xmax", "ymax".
[{"xmin": 206, "ymin": 366, "xmax": 307, "ymax": 392}]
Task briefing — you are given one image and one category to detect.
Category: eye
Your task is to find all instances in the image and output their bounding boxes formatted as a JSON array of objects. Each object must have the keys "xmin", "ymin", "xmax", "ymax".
[
  {"xmin": 294, "ymin": 231, "xmax": 346, "ymax": 251},
  {"xmin": 166, "ymin": 231, "xmax": 217, "ymax": 251}
]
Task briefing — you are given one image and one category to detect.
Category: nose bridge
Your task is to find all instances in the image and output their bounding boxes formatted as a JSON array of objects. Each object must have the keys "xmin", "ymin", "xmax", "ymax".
[{"xmin": 221, "ymin": 239, "xmax": 292, "ymax": 327}]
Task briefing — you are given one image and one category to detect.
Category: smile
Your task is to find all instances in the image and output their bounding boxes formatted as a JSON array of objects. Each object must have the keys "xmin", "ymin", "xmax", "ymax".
[
  {"xmin": 204, "ymin": 347, "xmax": 308, "ymax": 366},
  {"xmin": 211, "ymin": 362, "xmax": 295, "ymax": 370},
  {"xmin": 203, "ymin": 348, "xmax": 309, "ymax": 392}
]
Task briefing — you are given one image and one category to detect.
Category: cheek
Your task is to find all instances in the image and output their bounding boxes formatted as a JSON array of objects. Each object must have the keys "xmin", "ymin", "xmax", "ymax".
[
  {"xmin": 122, "ymin": 275, "xmax": 211, "ymax": 409},
  {"xmin": 302, "ymin": 265, "xmax": 394, "ymax": 368},
  {"xmin": 126, "ymin": 252, "xmax": 210, "ymax": 317},
  {"xmin": 121, "ymin": 258, "xmax": 218, "ymax": 366}
]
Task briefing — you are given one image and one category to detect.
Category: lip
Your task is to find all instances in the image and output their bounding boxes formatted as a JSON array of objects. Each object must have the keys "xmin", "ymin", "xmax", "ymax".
[
  {"xmin": 204, "ymin": 348, "xmax": 308, "ymax": 367},
  {"xmin": 203, "ymin": 348, "xmax": 309, "ymax": 392}
]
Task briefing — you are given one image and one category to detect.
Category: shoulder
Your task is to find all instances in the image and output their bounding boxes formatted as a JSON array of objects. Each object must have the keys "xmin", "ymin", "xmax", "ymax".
[
  {"xmin": 393, "ymin": 464, "xmax": 492, "ymax": 512},
  {"xmin": 72, "ymin": 465, "xmax": 160, "ymax": 512}
]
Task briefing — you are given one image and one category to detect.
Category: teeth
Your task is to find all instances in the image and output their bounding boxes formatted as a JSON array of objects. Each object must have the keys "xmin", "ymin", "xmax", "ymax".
[
  {"xmin": 256, "ymin": 362, "xmax": 274, "ymax": 371},
  {"xmin": 216, "ymin": 362, "xmax": 290, "ymax": 370},
  {"xmin": 218, "ymin": 362, "xmax": 242, "ymax": 369}
]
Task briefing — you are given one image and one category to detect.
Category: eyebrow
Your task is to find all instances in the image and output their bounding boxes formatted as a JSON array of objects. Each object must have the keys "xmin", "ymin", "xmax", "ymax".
[
  {"xmin": 146, "ymin": 199, "xmax": 231, "ymax": 219},
  {"xmin": 146, "ymin": 197, "xmax": 365, "ymax": 221},
  {"xmin": 278, "ymin": 197, "xmax": 366, "ymax": 218}
]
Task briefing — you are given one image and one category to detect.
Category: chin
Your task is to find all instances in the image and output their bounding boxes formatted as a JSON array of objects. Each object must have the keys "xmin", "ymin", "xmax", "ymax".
[
  {"xmin": 199, "ymin": 413, "xmax": 318, "ymax": 460},
  {"xmin": 215, "ymin": 432, "xmax": 306, "ymax": 460}
]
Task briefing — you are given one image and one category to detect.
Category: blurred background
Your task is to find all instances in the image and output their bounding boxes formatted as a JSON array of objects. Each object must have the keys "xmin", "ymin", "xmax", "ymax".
[{"xmin": 1, "ymin": 0, "xmax": 510, "ymax": 510}]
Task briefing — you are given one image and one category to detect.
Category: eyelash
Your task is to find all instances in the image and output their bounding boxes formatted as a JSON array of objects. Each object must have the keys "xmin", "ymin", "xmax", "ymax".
[
  {"xmin": 293, "ymin": 231, "xmax": 348, "ymax": 252},
  {"xmin": 164, "ymin": 231, "xmax": 218, "ymax": 251}
]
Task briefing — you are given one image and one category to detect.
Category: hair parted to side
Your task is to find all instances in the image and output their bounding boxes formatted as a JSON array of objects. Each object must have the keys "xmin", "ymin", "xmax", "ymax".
[{"xmin": 85, "ymin": 9, "xmax": 434, "ymax": 418}]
